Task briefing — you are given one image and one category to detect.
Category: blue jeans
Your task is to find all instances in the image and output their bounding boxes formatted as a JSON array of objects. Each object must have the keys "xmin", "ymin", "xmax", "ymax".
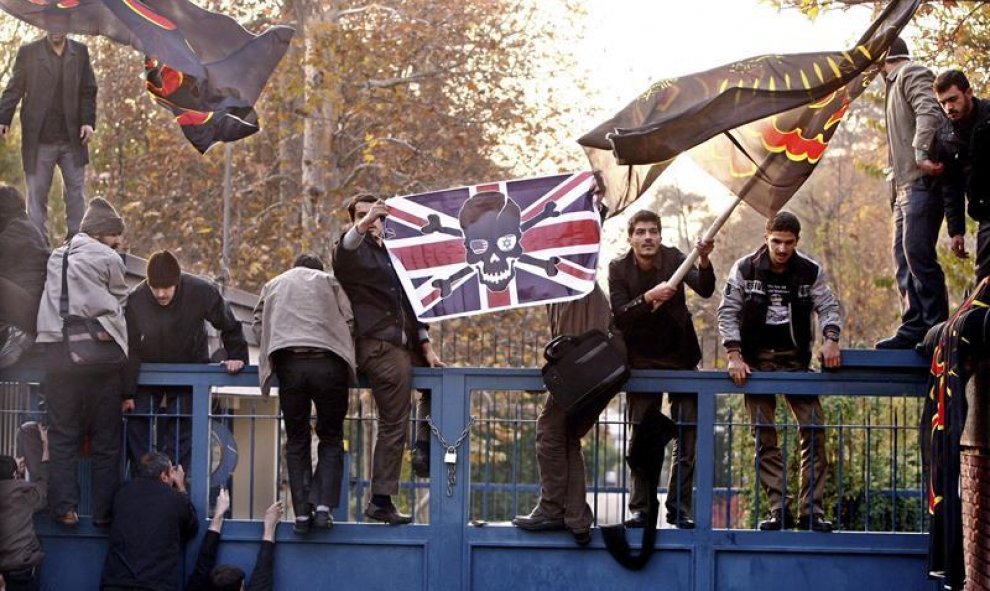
[{"xmin": 892, "ymin": 178, "xmax": 949, "ymax": 341}]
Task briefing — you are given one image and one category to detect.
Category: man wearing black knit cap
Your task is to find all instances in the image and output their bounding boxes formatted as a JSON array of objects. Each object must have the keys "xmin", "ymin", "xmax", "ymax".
[
  {"xmin": 124, "ymin": 249, "xmax": 248, "ymax": 473},
  {"xmin": 35, "ymin": 196, "xmax": 128, "ymax": 527},
  {"xmin": 877, "ymin": 37, "xmax": 951, "ymax": 350}
]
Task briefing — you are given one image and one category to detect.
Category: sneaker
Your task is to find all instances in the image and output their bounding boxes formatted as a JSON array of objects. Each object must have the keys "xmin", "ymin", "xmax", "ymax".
[
  {"xmin": 314, "ymin": 509, "xmax": 333, "ymax": 530},
  {"xmin": 293, "ymin": 515, "xmax": 312, "ymax": 534}
]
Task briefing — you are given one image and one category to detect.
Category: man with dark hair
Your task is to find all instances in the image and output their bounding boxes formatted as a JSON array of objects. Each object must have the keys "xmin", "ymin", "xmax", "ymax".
[
  {"xmin": 608, "ymin": 209, "xmax": 715, "ymax": 529},
  {"xmin": 333, "ymin": 194, "xmax": 444, "ymax": 524},
  {"xmin": 253, "ymin": 254, "xmax": 355, "ymax": 534},
  {"xmin": 877, "ymin": 37, "xmax": 951, "ymax": 349},
  {"xmin": 35, "ymin": 197, "xmax": 128, "ymax": 527},
  {"xmin": 932, "ymin": 69, "xmax": 990, "ymax": 282},
  {"xmin": 0, "ymin": 455, "xmax": 45, "ymax": 591},
  {"xmin": 124, "ymin": 249, "xmax": 248, "ymax": 472},
  {"xmin": 718, "ymin": 211, "xmax": 842, "ymax": 532},
  {"xmin": 185, "ymin": 488, "xmax": 282, "ymax": 591},
  {"xmin": 0, "ymin": 23, "xmax": 97, "ymax": 242},
  {"xmin": 0, "ymin": 185, "xmax": 49, "ymax": 366},
  {"xmin": 101, "ymin": 452, "xmax": 198, "ymax": 591}
]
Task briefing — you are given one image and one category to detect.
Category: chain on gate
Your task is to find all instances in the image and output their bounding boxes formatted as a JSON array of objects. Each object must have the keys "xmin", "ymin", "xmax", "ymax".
[{"xmin": 425, "ymin": 415, "xmax": 475, "ymax": 497}]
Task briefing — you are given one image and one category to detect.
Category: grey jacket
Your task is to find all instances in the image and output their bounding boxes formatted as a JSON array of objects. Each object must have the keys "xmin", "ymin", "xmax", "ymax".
[
  {"xmin": 0, "ymin": 478, "xmax": 46, "ymax": 571},
  {"xmin": 35, "ymin": 233, "xmax": 128, "ymax": 350},
  {"xmin": 885, "ymin": 61, "xmax": 944, "ymax": 190},
  {"xmin": 253, "ymin": 267, "xmax": 356, "ymax": 396}
]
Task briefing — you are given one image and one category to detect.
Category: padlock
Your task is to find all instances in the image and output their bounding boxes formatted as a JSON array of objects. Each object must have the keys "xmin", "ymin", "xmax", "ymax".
[{"xmin": 444, "ymin": 447, "xmax": 457, "ymax": 464}]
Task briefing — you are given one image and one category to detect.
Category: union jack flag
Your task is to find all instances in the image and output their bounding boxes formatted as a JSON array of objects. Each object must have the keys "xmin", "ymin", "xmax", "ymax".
[{"xmin": 384, "ymin": 172, "xmax": 601, "ymax": 322}]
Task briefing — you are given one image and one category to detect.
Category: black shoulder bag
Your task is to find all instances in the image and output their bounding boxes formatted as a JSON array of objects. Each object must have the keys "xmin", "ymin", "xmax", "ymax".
[{"xmin": 60, "ymin": 246, "xmax": 126, "ymax": 369}]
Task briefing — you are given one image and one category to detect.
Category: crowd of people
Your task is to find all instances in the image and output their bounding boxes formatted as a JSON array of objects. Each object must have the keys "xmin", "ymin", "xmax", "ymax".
[{"xmin": 0, "ymin": 30, "xmax": 988, "ymax": 589}]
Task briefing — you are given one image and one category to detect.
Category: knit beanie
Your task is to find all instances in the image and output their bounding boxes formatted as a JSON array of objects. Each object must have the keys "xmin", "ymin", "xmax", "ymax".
[
  {"xmin": 146, "ymin": 250, "xmax": 182, "ymax": 288},
  {"xmin": 0, "ymin": 185, "xmax": 26, "ymax": 221},
  {"xmin": 79, "ymin": 197, "xmax": 125, "ymax": 236},
  {"xmin": 885, "ymin": 37, "xmax": 910, "ymax": 62}
]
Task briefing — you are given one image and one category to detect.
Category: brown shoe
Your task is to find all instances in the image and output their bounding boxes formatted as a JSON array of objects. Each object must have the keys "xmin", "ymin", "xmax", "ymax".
[
  {"xmin": 364, "ymin": 501, "xmax": 413, "ymax": 525},
  {"xmin": 54, "ymin": 510, "xmax": 79, "ymax": 526},
  {"xmin": 511, "ymin": 507, "xmax": 565, "ymax": 531}
]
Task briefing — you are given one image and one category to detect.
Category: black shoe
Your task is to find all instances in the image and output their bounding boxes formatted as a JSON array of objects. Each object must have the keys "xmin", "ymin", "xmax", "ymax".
[
  {"xmin": 314, "ymin": 509, "xmax": 333, "ymax": 529},
  {"xmin": 875, "ymin": 334, "xmax": 919, "ymax": 350},
  {"xmin": 758, "ymin": 510, "xmax": 796, "ymax": 531},
  {"xmin": 797, "ymin": 514, "xmax": 833, "ymax": 532},
  {"xmin": 623, "ymin": 512, "xmax": 647, "ymax": 528},
  {"xmin": 666, "ymin": 514, "xmax": 695, "ymax": 529},
  {"xmin": 364, "ymin": 501, "xmax": 413, "ymax": 525},
  {"xmin": 53, "ymin": 510, "xmax": 79, "ymax": 527},
  {"xmin": 411, "ymin": 444, "xmax": 430, "ymax": 478},
  {"xmin": 511, "ymin": 508, "xmax": 566, "ymax": 531},
  {"xmin": 293, "ymin": 516, "xmax": 312, "ymax": 534},
  {"xmin": 572, "ymin": 528, "xmax": 592, "ymax": 546}
]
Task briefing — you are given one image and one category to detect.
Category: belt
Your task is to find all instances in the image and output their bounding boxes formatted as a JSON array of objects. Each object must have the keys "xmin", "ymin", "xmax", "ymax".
[{"xmin": 284, "ymin": 348, "xmax": 333, "ymax": 359}]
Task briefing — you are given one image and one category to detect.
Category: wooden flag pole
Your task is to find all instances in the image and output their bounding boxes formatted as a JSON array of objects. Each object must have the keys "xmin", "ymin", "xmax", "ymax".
[{"xmin": 653, "ymin": 194, "xmax": 743, "ymax": 310}]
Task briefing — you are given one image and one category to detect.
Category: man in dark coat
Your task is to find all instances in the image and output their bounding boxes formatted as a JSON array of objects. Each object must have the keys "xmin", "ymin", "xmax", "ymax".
[
  {"xmin": 0, "ymin": 24, "xmax": 97, "ymax": 242},
  {"xmin": 101, "ymin": 452, "xmax": 198, "ymax": 591},
  {"xmin": 933, "ymin": 69, "xmax": 990, "ymax": 283},
  {"xmin": 124, "ymin": 250, "xmax": 248, "ymax": 472},
  {"xmin": 0, "ymin": 455, "xmax": 46, "ymax": 591},
  {"xmin": 0, "ymin": 186, "xmax": 49, "ymax": 365},
  {"xmin": 608, "ymin": 209, "xmax": 715, "ymax": 529}
]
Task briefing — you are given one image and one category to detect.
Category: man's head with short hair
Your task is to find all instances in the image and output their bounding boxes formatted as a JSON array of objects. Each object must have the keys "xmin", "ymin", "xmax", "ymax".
[
  {"xmin": 0, "ymin": 455, "xmax": 16, "ymax": 480},
  {"xmin": 293, "ymin": 253, "xmax": 324, "ymax": 271},
  {"xmin": 146, "ymin": 250, "xmax": 181, "ymax": 306},
  {"xmin": 764, "ymin": 211, "xmax": 801, "ymax": 270},
  {"xmin": 626, "ymin": 210, "xmax": 662, "ymax": 262},
  {"xmin": 210, "ymin": 564, "xmax": 246, "ymax": 591},
  {"xmin": 935, "ymin": 69, "xmax": 975, "ymax": 123},
  {"xmin": 626, "ymin": 210, "xmax": 661, "ymax": 236},
  {"xmin": 137, "ymin": 451, "xmax": 172, "ymax": 481},
  {"xmin": 346, "ymin": 193, "xmax": 379, "ymax": 222}
]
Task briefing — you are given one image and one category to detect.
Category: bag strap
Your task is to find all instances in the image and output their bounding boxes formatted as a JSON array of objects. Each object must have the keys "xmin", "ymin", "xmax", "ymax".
[
  {"xmin": 543, "ymin": 334, "xmax": 574, "ymax": 362},
  {"xmin": 59, "ymin": 244, "xmax": 71, "ymax": 321}
]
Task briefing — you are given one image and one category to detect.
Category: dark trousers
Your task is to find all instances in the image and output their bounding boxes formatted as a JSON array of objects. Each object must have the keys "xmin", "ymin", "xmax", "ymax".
[
  {"xmin": 274, "ymin": 351, "xmax": 350, "ymax": 516},
  {"xmin": 977, "ymin": 219, "xmax": 990, "ymax": 282},
  {"xmin": 892, "ymin": 180, "xmax": 949, "ymax": 341},
  {"xmin": 44, "ymin": 347, "xmax": 122, "ymax": 522},
  {"xmin": 533, "ymin": 394, "xmax": 596, "ymax": 532},
  {"xmin": 626, "ymin": 392, "xmax": 696, "ymax": 519},
  {"xmin": 126, "ymin": 387, "xmax": 192, "ymax": 472},
  {"xmin": 0, "ymin": 276, "xmax": 39, "ymax": 333},
  {"xmin": 356, "ymin": 338, "xmax": 428, "ymax": 496},
  {"xmin": 1, "ymin": 565, "xmax": 40, "ymax": 591},
  {"xmin": 745, "ymin": 351, "xmax": 828, "ymax": 517}
]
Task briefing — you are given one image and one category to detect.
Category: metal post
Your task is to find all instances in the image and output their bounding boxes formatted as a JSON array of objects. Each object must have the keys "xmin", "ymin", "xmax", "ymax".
[{"xmin": 220, "ymin": 143, "xmax": 233, "ymax": 290}]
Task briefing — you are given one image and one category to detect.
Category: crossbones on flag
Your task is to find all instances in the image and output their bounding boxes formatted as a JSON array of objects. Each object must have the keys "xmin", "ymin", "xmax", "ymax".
[
  {"xmin": 0, "ymin": 0, "xmax": 293, "ymax": 153},
  {"xmin": 384, "ymin": 172, "xmax": 601, "ymax": 322}
]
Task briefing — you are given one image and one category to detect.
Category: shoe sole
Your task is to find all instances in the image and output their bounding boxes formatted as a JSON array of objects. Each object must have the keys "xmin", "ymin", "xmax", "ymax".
[{"xmin": 512, "ymin": 520, "xmax": 566, "ymax": 532}]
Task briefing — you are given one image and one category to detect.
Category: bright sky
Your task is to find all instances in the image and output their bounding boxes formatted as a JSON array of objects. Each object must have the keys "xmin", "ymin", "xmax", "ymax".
[{"xmin": 559, "ymin": 0, "xmax": 892, "ymax": 236}]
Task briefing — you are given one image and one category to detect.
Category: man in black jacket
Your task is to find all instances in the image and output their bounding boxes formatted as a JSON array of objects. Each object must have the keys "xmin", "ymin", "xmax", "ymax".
[
  {"xmin": 333, "ymin": 194, "xmax": 444, "ymax": 524},
  {"xmin": 124, "ymin": 250, "xmax": 248, "ymax": 472},
  {"xmin": 608, "ymin": 210, "xmax": 715, "ymax": 529},
  {"xmin": 0, "ymin": 186, "xmax": 49, "ymax": 366},
  {"xmin": 0, "ymin": 22, "xmax": 97, "ymax": 242},
  {"xmin": 934, "ymin": 69, "xmax": 990, "ymax": 282},
  {"xmin": 186, "ymin": 488, "xmax": 282, "ymax": 591},
  {"xmin": 101, "ymin": 452, "xmax": 198, "ymax": 591}
]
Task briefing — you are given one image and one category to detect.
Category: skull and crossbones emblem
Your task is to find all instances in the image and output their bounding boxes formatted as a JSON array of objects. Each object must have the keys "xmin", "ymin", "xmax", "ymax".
[{"xmin": 420, "ymin": 191, "xmax": 562, "ymax": 295}]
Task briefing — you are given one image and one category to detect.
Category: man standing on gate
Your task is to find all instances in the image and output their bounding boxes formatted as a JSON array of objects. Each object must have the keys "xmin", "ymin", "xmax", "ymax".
[
  {"xmin": 718, "ymin": 211, "xmax": 841, "ymax": 532},
  {"xmin": 253, "ymin": 254, "xmax": 356, "ymax": 534},
  {"xmin": 0, "ymin": 19, "xmax": 97, "ymax": 243},
  {"xmin": 877, "ymin": 37, "xmax": 950, "ymax": 349},
  {"xmin": 608, "ymin": 209, "xmax": 715, "ymax": 530},
  {"xmin": 933, "ymin": 69, "xmax": 990, "ymax": 283},
  {"xmin": 333, "ymin": 194, "xmax": 444, "ymax": 525},
  {"xmin": 34, "ymin": 197, "xmax": 127, "ymax": 527},
  {"xmin": 124, "ymin": 250, "xmax": 248, "ymax": 473}
]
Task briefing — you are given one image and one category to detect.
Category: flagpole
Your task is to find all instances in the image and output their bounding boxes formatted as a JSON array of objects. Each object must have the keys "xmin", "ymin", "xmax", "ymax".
[{"xmin": 653, "ymin": 194, "xmax": 743, "ymax": 309}]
